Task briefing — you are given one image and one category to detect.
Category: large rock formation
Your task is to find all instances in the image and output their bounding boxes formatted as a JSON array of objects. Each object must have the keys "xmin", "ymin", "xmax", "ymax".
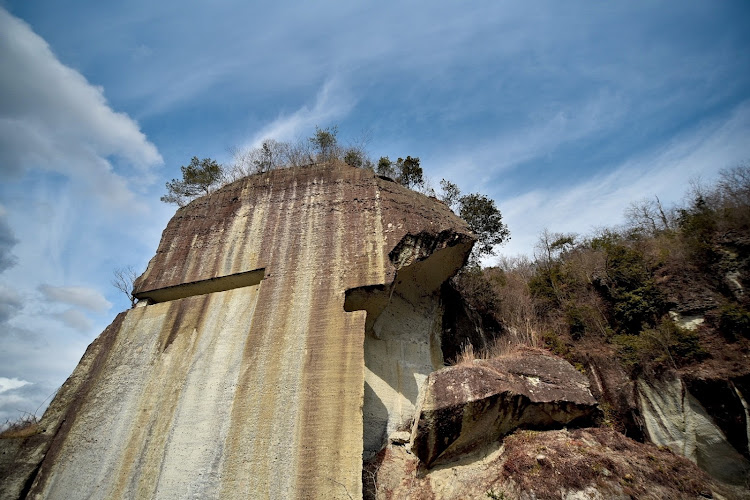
[
  {"xmin": 410, "ymin": 349, "xmax": 600, "ymax": 467},
  {"xmin": 0, "ymin": 164, "xmax": 474, "ymax": 500},
  {"xmin": 637, "ymin": 374, "xmax": 750, "ymax": 485}
]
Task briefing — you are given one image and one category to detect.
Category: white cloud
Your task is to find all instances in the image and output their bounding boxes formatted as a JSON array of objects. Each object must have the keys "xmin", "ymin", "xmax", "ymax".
[
  {"xmin": 53, "ymin": 308, "xmax": 93, "ymax": 333},
  {"xmin": 498, "ymin": 101, "xmax": 750, "ymax": 258},
  {"xmin": 0, "ymin": 377, "xmax": 31, "ymax": 394},
  {"xmin": 0, "ymin": 7, "xmax": 163, "ymax": 208},
  {"xmin": 38, "ymin": 284, "xmax": 112, "ymax": 312},
  {"xmin": 0, "ymin": 376, "xmax": 55, "ymax": 426},
  {"xmin": 246, "ymin": 79, "xmax": 355, "ymax": 148}
]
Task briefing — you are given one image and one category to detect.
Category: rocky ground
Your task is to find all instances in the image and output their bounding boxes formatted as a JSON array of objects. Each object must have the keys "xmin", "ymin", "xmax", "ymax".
[{"xmin": 367, "ymin": 427, "xmax": 749, "ymax": 499}]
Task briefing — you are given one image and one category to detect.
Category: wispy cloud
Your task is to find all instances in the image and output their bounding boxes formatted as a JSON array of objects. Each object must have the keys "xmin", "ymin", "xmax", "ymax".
[
  {"xmin": 0, "ymin": 285, "xmax": 22, "ymax": 324},
  {"xmin": 38, "ymin": 284, "xmax": 112, "ymax": 312},
  {"xmin": 246, "ymin": 79, "xmax": 355, "ymax": 148},
  {"xmin": 0, "ymin": 377, "xmax": 31, "ymax": 394},
  {"xmin": 428, "ymin": 90, "xmax": 628, "ymax": 187},
  {"xmin": 53, "ymin": 309, "xmax": 94, "ymax": 333},
  {"xmin": 0, "ymin": 376, "xmax": 52, "ymax": 426},
  {"xmin": 498, "ymin": 101, "xmax": 750, "ymax": 257},
  {"xmin": 0, "ymin": 7, "xmax": 163, "ymax": 209},
  {"xmin": 0, "ymin": 206, "xmax": 18, "ymax": 273}
]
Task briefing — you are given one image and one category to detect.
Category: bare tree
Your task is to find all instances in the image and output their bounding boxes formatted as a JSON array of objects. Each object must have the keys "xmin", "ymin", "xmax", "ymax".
[
  {"xmin": 281, "ymin": 137, "xmax": 314, "ymax": 167},
  {"xmin": 625, "ymin": 196, "xmax": 674, "ymax": 234},
  {"xmin": 112, "ymin": 266, "xmax": 138, "ymax": 307},
  {"xmin": 716, "ymin": 162, "xmax": 750, "ymax": 208}
]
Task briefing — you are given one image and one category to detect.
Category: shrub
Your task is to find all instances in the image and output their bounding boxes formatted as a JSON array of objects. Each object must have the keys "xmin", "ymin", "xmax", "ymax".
[
  {"xmin": 452, "ymin": 266, "xmax": 503, "ymax": 316},
  {"xmin": 612, "ymin": 283, "xmax": 664, "ymax": 333},
  {"xmin": 565, "ymin": 305, "xmax": 587, "ymax": 340},
  {"xmin": 717, "ymin": 303, "xmax": 750, "ymax": 341},
  {"xmin": 0, "ymin": 414, "xmax": 40, "ymax": 439},
  {"xmin": 677, "ymin": 197, "xmax": 719, "ymax": 265},
  {"xmin": 542, "ymin": 330, "xmax": 568, "ymax": 357},
  {"xmin": 663, "ymin": 320, "xmax": 707, "ymax": 365},
  {"xmin": 613, "ymin": 318, "xmax": 707, "ymax": 370},
  {"xmin": 612, "ymin": 333, "xmax": 647, "ymax": 369}
]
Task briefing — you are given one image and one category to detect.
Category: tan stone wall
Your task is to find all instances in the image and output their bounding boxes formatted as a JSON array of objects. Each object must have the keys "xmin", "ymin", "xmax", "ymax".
[{"xmin": 2, "ymin": 164, "xmax": 473, "ymax": 500}]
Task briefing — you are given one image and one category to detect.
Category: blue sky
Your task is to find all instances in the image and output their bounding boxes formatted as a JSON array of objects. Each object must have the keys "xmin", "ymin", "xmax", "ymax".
[{"xmin": 1, "ymin": 1, "xmax": 749, "ymax": 422}]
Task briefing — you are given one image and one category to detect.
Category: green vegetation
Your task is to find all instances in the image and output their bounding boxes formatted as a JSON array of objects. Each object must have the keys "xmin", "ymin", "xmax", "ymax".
[
  {"xmin": 437, "ymin": 181, "xmax": 510, "ymax": 262},
  {"xmin": 457, "ymin": 163, "xmax": 750, "ymax": 375},
  {"xmin": 613, "ymin": 319, "xmax": 707, "ymax": 370},
  {"xmin": 161, "ymin": 156, "xmax": 223, "ymax": 206},
  {"xmin": 717, "ymin": 303, "xmax": 750, "ymax": 341},
  {"xmin": 486, "ymin": 488, "xmax": 507, "ymax": 499},
  {"xmin": 459, "ymin": 193, "xmax": 510, "ymax": 260},
  {"xmin": 161, "ymin": 125, "xmax": 511, "ymax": 262}
]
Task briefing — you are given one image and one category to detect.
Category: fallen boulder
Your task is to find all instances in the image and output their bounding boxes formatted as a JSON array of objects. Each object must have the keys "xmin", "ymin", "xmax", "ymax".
[{"xmin": 410, "ymin": 349, "xmax": 601, "ymax": 466}]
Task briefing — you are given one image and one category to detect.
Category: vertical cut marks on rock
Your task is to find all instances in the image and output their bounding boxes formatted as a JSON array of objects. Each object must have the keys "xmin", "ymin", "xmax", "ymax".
[
  {"xmin": 25, "ymin": 287, "xmax": 262, "ymax": 499},
  {"xmin": 2, "ymin": 165, "xmax": 477, "ymax": 500},
  {"xmin": 637, "ymin": 375, "xmax": 750, "ymax": 485}
]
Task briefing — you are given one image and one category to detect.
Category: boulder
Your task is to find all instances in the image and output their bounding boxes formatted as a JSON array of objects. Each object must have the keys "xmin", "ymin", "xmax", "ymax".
[{"xmin": 410, "ymin": 349, "xmax": 600, "ymax": 466}]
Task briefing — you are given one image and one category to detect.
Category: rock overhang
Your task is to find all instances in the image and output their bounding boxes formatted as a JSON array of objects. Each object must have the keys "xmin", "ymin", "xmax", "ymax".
[
  {"xmin": 1, "ymin": 163, "xmax": 477, "ymax": 500},
  {"xmin": 133, "ymin": 164, "xmax": 475, "ymax": 296}
]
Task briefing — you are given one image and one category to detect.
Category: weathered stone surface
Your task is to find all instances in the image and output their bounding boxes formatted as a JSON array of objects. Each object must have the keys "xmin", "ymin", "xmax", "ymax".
[
  {"xmin": 684, "ymin": 375, "xmax": 750, "ymax": 461},
  {"xmin": 410, "ymin": 349, "xmax": 600, "ymax": 467},
  {"xmin": 367, "ymin": 428, "xmax": 737, "ymax": 500},
  {"xmin": 638, "ymin": 374, "xmax": 750, "ymax": 486},
  {"xmin": 0, "ymin": 164, "xmax": 474, "ymax": 500},
  {"xmin": 585, "ymin": 353, "xmax": 644, "ymax": 441}
]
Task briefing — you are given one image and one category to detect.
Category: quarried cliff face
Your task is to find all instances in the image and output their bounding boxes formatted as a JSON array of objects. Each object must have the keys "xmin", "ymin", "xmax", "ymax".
[{"xmin": 0, "ymin": 164, "xmax": 474, "ymax": 500}]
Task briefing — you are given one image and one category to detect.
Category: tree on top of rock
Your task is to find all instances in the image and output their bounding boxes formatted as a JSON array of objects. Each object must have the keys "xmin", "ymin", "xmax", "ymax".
[
  {"xmin": 376, "ymin": 156, "xmax": 424, "ymax": 189},
  {"xmin": 161, "ymin": 157, "xmax": 224, "ymax": 206},
  {"xmin": 438, "ymin": 179, "xmax": 510, "ymax": 263},
  {"xmin": 459, "ymin": 193, "xmax": 510, "ymax": 260},
  {"xmin": 309, "ymin": 126, "xmax": 340, "ymax": 163}
]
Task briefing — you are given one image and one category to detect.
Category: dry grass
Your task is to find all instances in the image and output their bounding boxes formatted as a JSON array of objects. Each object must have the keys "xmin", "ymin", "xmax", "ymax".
[
  {"xmin": 366, "ymin": 427, "xmax": 723, "ymax": 499},
  {"xmin": 451, "ymin": 339, "xmax": 552, "ymax": 366},
  {"xmin": 501, "ymin": 428, "xmax": 714, "ymax": 499},
  {"xmin": 0, "ymin": 414, "xmax": 40, "ymax": 439}
]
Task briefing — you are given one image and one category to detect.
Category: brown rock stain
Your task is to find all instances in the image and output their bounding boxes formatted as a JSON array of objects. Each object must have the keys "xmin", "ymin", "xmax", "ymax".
[
  {"xmin": 6, "ymin": 164, "xmax": 474, "ymax": 500},
  {"xmin": 26, "ymin": 312, "xmax": 128, "ymax": 498},
  {"xmin": 107, "ymin": 296, "xmax": 212, "ymax": 498}
]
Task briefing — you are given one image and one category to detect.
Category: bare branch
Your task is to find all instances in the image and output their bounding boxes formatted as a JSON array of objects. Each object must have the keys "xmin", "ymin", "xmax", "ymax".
[{"xmin": 112, "ymin": 265, "xmax": 139, "ymax": 307}]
